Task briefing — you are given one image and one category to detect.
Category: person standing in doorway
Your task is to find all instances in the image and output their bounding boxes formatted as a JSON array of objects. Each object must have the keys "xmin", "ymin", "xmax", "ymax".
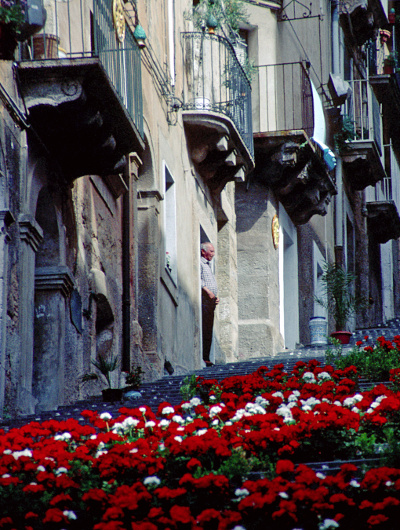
[{"xmin": 200, "ymin": 242, "xmax": 219, "ymax": 367}]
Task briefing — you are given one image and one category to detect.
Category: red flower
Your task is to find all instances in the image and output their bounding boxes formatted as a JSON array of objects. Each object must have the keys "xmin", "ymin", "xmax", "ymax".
[
  {"xmin": 169, "ymin": 505, "xmax": 194, "ymax": 524},
  {"xmin": 367, "ymin": 514, "xmax": 389, "ymax": 526},
  {"xmin": 276, "ymin": 460, "xmax": 295, "ymax": 474},
  {"xmin": 42, "ymin": 508, "xmax": 66, "ymax": 524}
]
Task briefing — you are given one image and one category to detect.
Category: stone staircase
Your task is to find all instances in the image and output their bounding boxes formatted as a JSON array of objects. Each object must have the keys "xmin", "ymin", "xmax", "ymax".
[{"xmin": 2, "ymin": 318, "xmax": 400, "ymax": 431}]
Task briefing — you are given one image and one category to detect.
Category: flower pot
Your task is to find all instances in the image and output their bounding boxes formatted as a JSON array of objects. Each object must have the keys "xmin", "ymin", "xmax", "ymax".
[
  {"xmin": 330, "ymin": 331, "xmax": 352, "ymax": 345},
  {"xmin": 31, "ymin": 34, "xmax": 60, "ymax": 59},
  {"xmin": 0, "ymin": 24, "xmax": 18, "ymax": 60},
  {"xmin": 309, "ymin": 316, "xmax": 328, "ymax": 345},
  {"xmin": 102, "ymin": 388, "xmax": 123, "ymax": 402}
]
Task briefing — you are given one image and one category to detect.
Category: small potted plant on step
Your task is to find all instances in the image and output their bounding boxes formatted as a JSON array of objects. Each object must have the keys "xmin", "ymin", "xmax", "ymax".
[
  {"xmin": 315, "ymin": 261, "xmax": 367, "ymax": 344},
  {"xmin": 81, "ymin": 352, "xmax": 123, "ymax": 402}
]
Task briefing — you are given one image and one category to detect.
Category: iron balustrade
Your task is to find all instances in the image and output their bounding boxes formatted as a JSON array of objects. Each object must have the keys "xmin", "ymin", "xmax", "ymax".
[
  {"xmin": 18, "ymin": 0, "xmax": 143, "ymax": 139},
  {"xmin": 367, "ymin": 144, "xmax": 400, "ymax": 212},
  {"xmin": 344, "ymin": 78, "xmax": 382, "ymax": 156},
  {"xmin": 181, "ymin": 32, "xmax": 254, "ymax": 159},
  {"xmin": 254, "ymin": 62, "xmax": 314, "ymax": 138}
]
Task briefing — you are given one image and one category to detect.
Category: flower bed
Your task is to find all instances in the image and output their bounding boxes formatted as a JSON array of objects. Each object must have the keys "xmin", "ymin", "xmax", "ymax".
[{"xmin": 1, "ymin": 360, "xmax": 400, "ymax": 528}]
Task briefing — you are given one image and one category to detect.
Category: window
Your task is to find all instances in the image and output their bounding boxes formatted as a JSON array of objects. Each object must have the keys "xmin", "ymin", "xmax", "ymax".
[{"xmin": 164, "ymin": 163, "xmax": 177, "ymax": 285}]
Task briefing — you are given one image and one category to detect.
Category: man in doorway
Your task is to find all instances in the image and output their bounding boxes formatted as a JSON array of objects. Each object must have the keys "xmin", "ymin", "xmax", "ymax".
[{"xmin": 200, "ymin": 242, "xmax": 219, "ymax": 367}]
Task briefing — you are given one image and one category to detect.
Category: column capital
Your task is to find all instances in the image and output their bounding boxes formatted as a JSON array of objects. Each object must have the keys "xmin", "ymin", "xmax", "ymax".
[
  {"xmin": 129, "ymin": 152, "xmax": 143, "ymax": 181},
  {"xmin": 18, "ymin": 214, "xmax": 44, "ymax": 252},
  {"xmin": 35, "ymin": 266, "xmax": 75, "ymax": 298}
]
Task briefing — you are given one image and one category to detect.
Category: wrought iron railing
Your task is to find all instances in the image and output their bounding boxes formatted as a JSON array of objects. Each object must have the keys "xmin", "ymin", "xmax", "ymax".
[
  {"xmin": 366, "ymin": 144, "xmax": 400, "ymax": 212},
  {"xmin": 18, "ymin": 0, "xmax": 143, "ymax": 138},
  {"xmin": 344, "ymin": 78, "xmax": 382, "ymax": 155},
  {"xmin": 253, "ymin": 62, "xmax": 314, "ymax": 138},
  {"xmin": 181, "ymin": 32, "xmax": 253, "ymax": 159}
]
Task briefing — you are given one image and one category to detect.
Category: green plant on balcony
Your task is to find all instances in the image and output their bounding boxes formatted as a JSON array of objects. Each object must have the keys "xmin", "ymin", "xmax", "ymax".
[
  {"xmin": 333, "ymin": 115, "xmax": 357, "ymax": 154},
  {"xmin": 187, "ymin": 0, "xmax": 248, "ymax": 37},
  {"xmin": 0, "ymin": 0, "xmax": 27, "ymax": 36}
]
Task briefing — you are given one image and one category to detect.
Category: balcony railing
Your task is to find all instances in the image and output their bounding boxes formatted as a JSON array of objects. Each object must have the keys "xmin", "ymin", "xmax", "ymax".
[
  {"xmin": 181, "ymin": 32, "xmax": 253, "ymax": 159},
  {"xmin": 366, "ymin": 145, "xmax": 400, "ymax": 210},
  {"xmin": 253, "ymin": 62, "xmax": 314, "ymax": 138},
  {"xmin": 18, "ymin": 0, "xmax": 143, "ymax": 139},
  {"xmin": 344, "ymin": 78, "xmax": 382, "ymax": 155}
]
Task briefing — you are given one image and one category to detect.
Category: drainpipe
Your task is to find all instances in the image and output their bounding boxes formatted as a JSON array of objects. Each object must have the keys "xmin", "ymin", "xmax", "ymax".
[
  {"xmin": 332, "ymin": 0, "xmax": 343, "ymax": 262},
  {"xmin": 122, "ymin": 165, "xmax": 131, "ymax": 372}
]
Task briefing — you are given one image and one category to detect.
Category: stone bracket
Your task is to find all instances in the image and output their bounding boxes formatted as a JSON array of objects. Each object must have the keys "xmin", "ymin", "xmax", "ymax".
[
  {"xmin": 367, "ymin": 201, "xmax": 400, "ymax": 243},
  {"xmin": 254, "ymin": 140, "xmax": 337, "ymax": 225}
]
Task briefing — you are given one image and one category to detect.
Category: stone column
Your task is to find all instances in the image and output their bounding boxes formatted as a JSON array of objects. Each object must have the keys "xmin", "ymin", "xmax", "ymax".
[
  {"xmin": 0, "ymin": 210, "xmax": 15, "ymax": 415},
  {"xmin": 17, "ymin": 214, "xmax": 43, "ymax": 415},
  {"xmin": 33, "ymin": 266, "xmax": 74, "ymax": 411},
  {"xmin": 126, "ymin": 153, "xmax": 143, "ymax": 368}
]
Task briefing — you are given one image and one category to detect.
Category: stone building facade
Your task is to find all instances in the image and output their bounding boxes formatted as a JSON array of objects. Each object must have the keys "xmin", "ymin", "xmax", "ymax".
[{"xmin": 1, "ymin": 0, "xmax": 400, "ymax": 418}]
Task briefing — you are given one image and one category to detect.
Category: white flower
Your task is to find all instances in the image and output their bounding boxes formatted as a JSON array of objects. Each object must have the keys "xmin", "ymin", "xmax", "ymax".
[
  {"xmin": 319, "ymin": 519, "xmax": 339, "ymax": 530},
  {"xmin": 352, "ymin": 407, "xmax": 360, "ymax": 414},
  {"xmin": 211, "ymin": 419, "xmax": 219, "ymax": 426},
  {"xmin": 300, "ymin": 397, "xmax": 321, "ymax": 409},
  {"xmin": 12, "ymin": 449, "xmax": 33, "ymax": 460},
  {"xmin": 279, "ymin": 491, "xmax": 289, "ymax": 499},
  {"xmin": 63, "ymin": 511, "xmax": 77, "ymax": 521},
  {"xmin": 334, "ymin": 400, "xmax": 342, "ymax": 407},
  {"xmin": 190, "ymin": 397, "xmax": 202, "ymax": 407},
  {"xmin": 1, "ymin": 474, "xmax": 10, "ymax": 478},
  {"xmin": 350, "ymin": 480, "xmax": 360, "ymax": 487},
  {"xmin": 130, "ymin": 448, "xmax": 138, "ymax": 454},
  {"xmin": 316, "ymin": 473, "xmax": 326, "ymax": 480},
  {"xmin": 159, "ymin": 419, "xmax": 170, "ymax": 428},
  {"xmin": 210, "ymin": 395, "xmax": 216, "ymax": 401},
  {"xmin": 272, "ymin": 391, "xmax": 284, "ymax": 399},
  {"xmin": 354, "ymin": 393, "xmax": 364, "ymax": 402},
  {"xmin": 139, "ymin": 407, "xmax": 146, "ymax": 413},
  {"xmin": 111, "ymin": 423, "xmax": 125, "ymax": 434},
  {"xmin": 100, "ymin": 412, "xmax": 112, "ymax": 421},
  {"xmin": 209, "ymin": 405, "xmax": 223, "ymax": 417},
  {"xmin": 288, "ymin": 393, "xmax": 298, "ymax": 403},
  {"xmin": 386, "ymin": 480, "xmax": 394, "ymax": 487},
  {"xmin": 55, "ymin": 467, "xmax": 68, "ymax": 475},
  {"xmin": 145, "ymin": 421, "xmax": 156, "ymax": 428},
  {"xmin": 161, "ymin": 406, "xmax": 174, "ymax": 415},
  {"xmin": 276, "ymin": 406, "xmax": 293, "ymax": 420},
  {"xmin": 196, "ymin": 429, "xmax": 207, "ymax": 436},
  {"xmin": 343, "ymin": 397, "xmax": 356, "ymax": 408},
  {"xmin": 302, "ymin": 372, "xmax": 316, "ymax": 383},
  {"xmin": 317, "ymin": 372, "xmax": 331, "ymax": 381},
  {"xmin": 376, "ymin": 395, "xmax": 387, "ymax": 403},
  {"xmin": 235, "ymin": 488, "xmax": 249, "ymax": 497},
  {"xmin": 143, "ymin": 476, "xmax": 161, "ymax": 487},
  {"xmin": 54, "ymin": 432, "xmax": 72, "ymax": 442},
  {"xmin": 172, "ymin": 415, "xmax": 185, "ymax": 424},
  {"xmin": 255, "ymin": 396, "xmax": 269, "ymax": 407},
  {"xmin": 123, "ymin": 417, "xmax": 140, "ymax": 429},
  {"xmin": 174, "ymin": 436, "xmax": 183, "ymax": 443}
]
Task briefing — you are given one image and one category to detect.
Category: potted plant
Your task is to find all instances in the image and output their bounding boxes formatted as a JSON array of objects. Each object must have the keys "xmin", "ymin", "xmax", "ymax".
[
  {"xmin": 0, "ymin": 0, "xmax": 27, "ymax": 59},
  {"xmin": 122, "ymin": 365, "xmax": 143, "ymax": 391},
  {"xmin": 81, "ymin": 352, "xmax": 123, "ymax": 401},
  {"xmin": 384, "ymin": 52, "xmax": 397, "ymax": 74},
  {"xmin": 315, "ymin": 261, "xmax": 367, "ymax": 344}
]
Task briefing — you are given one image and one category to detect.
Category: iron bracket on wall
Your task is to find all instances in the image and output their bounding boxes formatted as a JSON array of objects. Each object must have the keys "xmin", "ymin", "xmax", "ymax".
[{"xmin": 278, "ymin": 0, "xmax": 318, "ymax": 21}]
